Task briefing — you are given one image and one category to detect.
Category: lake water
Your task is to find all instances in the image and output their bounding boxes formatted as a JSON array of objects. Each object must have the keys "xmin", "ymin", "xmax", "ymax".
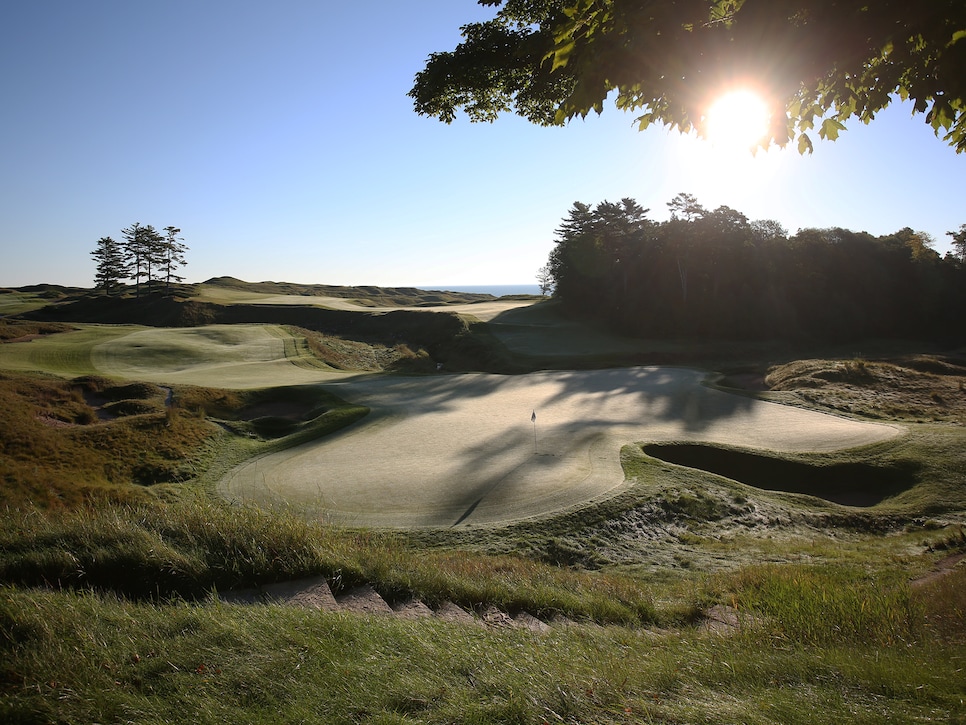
[{"xmin": 427, "ymin": 284, "xmax": 543, "ymax": 297}]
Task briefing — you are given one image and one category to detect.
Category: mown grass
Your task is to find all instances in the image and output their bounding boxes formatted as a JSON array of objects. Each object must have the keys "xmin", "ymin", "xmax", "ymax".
[
  {"xmin": 0, "ymin": 324, "xmax": 147, "ymax": 377},
  {"xmin": 407, "ymin": 429, "xmax": 966, "ymax": 583},
  {"xmin": 0, "ymin": 289, "xmax": 77, "ymax": 316},
  {"xmin": 3, "ymin": 302, "xmax": 966, "ymax": 722}
]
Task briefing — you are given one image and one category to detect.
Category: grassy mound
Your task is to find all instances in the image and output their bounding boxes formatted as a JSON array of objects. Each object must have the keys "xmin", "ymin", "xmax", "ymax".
[
  {"xmin": 0, "ymin": 372, "xmax": 365, "ymax": 508},
  {"xmin": 0, "ymin": 500, "xmax": 654, "ymax": 624},
  {"xmin": 764, "ymin": 354, "xmax": 966, "ymax": 423},
  {"xmin": 1, "ymin": 498, "xmax": 963, "ymax": 724}
]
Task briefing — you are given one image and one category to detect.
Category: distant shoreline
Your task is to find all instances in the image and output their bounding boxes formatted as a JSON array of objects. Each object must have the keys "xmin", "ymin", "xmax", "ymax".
[{"xmin": 424, "ymin": 284, "xmax": 542, "ymax": 297}]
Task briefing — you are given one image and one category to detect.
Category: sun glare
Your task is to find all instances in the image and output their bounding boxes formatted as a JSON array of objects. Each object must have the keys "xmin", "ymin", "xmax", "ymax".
[{"xmin": 705, "ymin": 90, "xmax": 771, "ymax": 152}]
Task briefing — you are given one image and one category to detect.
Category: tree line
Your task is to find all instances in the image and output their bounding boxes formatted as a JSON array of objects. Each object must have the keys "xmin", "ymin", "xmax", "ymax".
[
  {"xmin": 545, "ymin": 194, "xmax": 966, "ymax": 343},
  {"xmin": 91, "ymin": 223, "xmax": 188, "ymax": 297}
]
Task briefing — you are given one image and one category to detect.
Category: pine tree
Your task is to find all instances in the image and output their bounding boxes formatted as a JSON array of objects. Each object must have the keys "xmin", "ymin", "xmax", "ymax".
[
  {"xmin": 121, "ymin": 222, "xmax": 149, "ymax": 298},
  {"xmin": 141, "ymin": 225, "xmax": 165, "ymax": 293},
  {"xmin": 90, "ymin": 236, "xmax": 131, "ymax": 296},
  {"xmin": 160, "ymin": 226, "xmax": 188, "ymax": 293}
]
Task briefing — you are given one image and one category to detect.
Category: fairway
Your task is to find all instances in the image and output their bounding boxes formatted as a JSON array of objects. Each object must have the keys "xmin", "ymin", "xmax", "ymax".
[
  {"xmin": 193, "ymin": 285, "xmax": 535, "ymax": 322},
  {"xmin": 220, "ymin": 367, "xmax": 900, "ymax": 527},
  {"xmin": 90, "ymin": 324, "xmax": 348, "ymax": 387},
  {"xmin": 0, "ymin": 324, "xmax": 347, "ymax": 387}
]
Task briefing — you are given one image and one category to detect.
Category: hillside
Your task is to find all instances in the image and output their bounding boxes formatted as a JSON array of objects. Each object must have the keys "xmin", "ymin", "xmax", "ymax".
[{"xmin": 1, "ymin": 283, "xmax": 965, "ymax": 723}]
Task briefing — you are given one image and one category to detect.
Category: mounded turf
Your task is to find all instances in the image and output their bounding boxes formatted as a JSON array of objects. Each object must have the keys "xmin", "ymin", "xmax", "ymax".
[
  {"xmin": 192, "ymin": 284, "xmax": 533, "ymax": 322},
  {"xmin": 1, "ymin": 313, "xmax": 901, "ymax": 528}
]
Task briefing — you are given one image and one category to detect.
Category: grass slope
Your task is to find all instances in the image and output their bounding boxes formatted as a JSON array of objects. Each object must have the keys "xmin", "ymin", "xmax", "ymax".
[
  {"xmin": 0, "ymin": 370, "xmax": 365, "ymax": 509},
  {"xmin": 1, "ymin": 500, "xmax": 964, "ymax": 724},
  {"xmin": 2, "ymin": 290, "xmax": 966, "ymax": 722}
]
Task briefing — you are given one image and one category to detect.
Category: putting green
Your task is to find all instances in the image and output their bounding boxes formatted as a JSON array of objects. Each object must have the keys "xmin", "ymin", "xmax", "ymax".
[{"xmin": 219, "ymin": 367, "xmax": 900, "ymax": 528}]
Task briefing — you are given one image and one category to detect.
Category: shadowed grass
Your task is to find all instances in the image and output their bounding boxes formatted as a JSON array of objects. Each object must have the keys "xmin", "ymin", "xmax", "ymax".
[
  {"xmin": 1, "ymin": 581, "xmax": 963, "ymax": 725},
  {"xmin": 0, "ymin": 371, "xmax": 366, "ymax": 509},
  {"xmin": 0, "ymin": 500, "xmax": 655, "ymax": 625}
]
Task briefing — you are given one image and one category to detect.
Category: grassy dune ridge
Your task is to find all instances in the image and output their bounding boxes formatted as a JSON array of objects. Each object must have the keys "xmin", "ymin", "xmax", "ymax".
[
  {"xmin": 1, "ymin": 284, "xmax": 965, "ymax": 723},
  {"xmin": 1, "ymin": 499, "xmax": 964, "ymax": 724}
]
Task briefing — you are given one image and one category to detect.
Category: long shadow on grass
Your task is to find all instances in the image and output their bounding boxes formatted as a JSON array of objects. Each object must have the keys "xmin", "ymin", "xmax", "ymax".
[
  {"xmin": 329, "ymin": 366, "xmax": 756, "ymax": 435},
  {"xmin": 427, "ymin": 424, "xmax": 606, "ymax": 527},
  {"xmin": 642, "ymin": 442, "xmax": 920, "ymax": 507}
]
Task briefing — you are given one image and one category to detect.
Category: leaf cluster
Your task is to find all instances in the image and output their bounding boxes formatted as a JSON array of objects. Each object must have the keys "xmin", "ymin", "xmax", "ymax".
[{"xmin": 412, "ymin": 0, "xmax": 966, "ymax": 152}]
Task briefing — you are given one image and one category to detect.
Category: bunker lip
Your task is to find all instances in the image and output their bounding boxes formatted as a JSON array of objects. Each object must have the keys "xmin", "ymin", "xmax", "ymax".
[
  {"xmin": 641, "ymin": 442, "xmax": 917, "ymax": 508},
  {"xmin": 218, "ymin": 366, "xmax": 901, "ymax": 528}
]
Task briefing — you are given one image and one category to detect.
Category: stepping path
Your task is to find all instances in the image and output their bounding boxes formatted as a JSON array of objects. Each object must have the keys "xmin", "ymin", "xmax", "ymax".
[
  {"xmin": 217, "ymin": 576, "xmax": 745, "ymax": 634},
  {"xmin": 217, "ymin": 576, "xmax": 551, "ymax": 632}
]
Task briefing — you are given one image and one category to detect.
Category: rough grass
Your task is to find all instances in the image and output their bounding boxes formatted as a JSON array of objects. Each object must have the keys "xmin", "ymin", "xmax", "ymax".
[
  {"xmin": 0, "ymin": 500, "xmax": 655, "ymax": 625},
  {"xmin": 0, "ymin": 371, "xmax": 365, "ymax": 509},
  {"xmin": 0, "ymin": 371, "xmax": 211, "ymax": 508},
  {"xmin": 294, "ymin": 325, "xmax": 436, "ymax": 373},
  {"xmin": 1, "ymin": 569, "xmax": 964, "ymax": 724},
  {"xmin": 763, "ymin": 354, "xmax": 966, "ymax": 423},
  {"xmin": 2, "ymin": 302, "xmax": 966, "ymax": 722},
  {"xmin": 0, "ymin": 318, "xmax": 74, "ymax": 341},
  {"xmin": 1, "ymin": 498, "xmax": 965, "ymax": 724}
]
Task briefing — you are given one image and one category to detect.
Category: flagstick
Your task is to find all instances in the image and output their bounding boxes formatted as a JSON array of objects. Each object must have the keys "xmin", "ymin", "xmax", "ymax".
[{"xmin": 531, "ymin": 410, "xmax": 537, "ymax": 453}]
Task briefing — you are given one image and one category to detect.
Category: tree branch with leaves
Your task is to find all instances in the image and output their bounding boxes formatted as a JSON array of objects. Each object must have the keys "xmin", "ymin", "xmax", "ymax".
[{"xmin": 411, "ymin": 0, "xmax": 966, "ymax": 153}]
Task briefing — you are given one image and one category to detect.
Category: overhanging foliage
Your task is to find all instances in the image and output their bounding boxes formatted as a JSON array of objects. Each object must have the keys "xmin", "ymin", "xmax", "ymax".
[{"xmin": 411, "ymin": 0, "xmax": 966, "ymax": 152}]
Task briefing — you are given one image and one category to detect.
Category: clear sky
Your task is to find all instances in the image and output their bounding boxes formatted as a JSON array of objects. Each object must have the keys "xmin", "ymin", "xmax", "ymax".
[{"xmin": 2, "ymin": 1, "xmax": 964, "ymax": 289}]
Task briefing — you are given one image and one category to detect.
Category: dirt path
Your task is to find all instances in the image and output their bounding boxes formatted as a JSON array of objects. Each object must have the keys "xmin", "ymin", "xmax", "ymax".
[
  {"xmin": 219, "ymin": 367, "xmax": 900, "ymax": 528},
  {"xmin": 910, "ymin": 552, "xmax": 966, "ymax": 588}
]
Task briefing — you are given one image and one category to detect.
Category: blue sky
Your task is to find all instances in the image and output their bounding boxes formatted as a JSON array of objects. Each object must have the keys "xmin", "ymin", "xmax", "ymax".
[{"xmin": 2, "ymin": 1, "xmax": 964, "ymax": 289}]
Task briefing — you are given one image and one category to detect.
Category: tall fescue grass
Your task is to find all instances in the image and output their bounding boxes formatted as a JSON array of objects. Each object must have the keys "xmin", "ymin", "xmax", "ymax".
[
  {"xmin": 0, "ymin": 371, "xmax": 366, "ymax": 509},
  {"xmin": 2, "ymin": 582, "xmax": 963, "ymax": 725},
  {"xmin": 0, "ymin": 499, "xmax": 655, "ymax": 625},
  {"xmin": 725, "ymin": 564, "xmax": 921, "ymax": 646}
]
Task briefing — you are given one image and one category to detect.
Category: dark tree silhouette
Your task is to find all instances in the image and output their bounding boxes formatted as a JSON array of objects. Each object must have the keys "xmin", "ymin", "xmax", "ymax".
[
  {"xmin": 90, "ymin": 236, "xmax": 131, "ymax": 296},
  {"xmin": 545, "ymin": 195, "xmax": 966, "ymax": 343}
]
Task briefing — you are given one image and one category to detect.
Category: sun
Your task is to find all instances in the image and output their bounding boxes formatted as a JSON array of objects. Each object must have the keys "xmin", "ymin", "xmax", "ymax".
[{"xmin": 705, "ymin": 90, "xmax": 771, "ymax": 151}]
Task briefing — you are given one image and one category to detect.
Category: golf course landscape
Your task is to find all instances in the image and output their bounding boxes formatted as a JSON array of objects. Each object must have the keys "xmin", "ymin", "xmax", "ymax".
[{"xmin": 1, "ymin": 279, "xmax": 965, "ymax": 723}]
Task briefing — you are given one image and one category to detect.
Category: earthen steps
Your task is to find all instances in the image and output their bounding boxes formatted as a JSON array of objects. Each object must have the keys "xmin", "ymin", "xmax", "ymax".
[
  {"xmin": 217, "ymin": 576, "xmax": 745, "ymax": 634},
  {"xmin": 216, "ymin": 576, "xmax": 554, "ymax": 633}
]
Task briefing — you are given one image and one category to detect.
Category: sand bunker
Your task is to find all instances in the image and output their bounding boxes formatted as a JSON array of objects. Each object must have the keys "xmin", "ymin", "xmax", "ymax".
[{"xmin": 219, "ymin": 367, "xmax": 900, "ymax": 528}]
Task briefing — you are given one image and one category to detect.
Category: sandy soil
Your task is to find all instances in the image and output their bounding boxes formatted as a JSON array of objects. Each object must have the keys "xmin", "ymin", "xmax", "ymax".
[{"xmin": 219, "ymin": 367, "xmax": 900, "ymax": 528}]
